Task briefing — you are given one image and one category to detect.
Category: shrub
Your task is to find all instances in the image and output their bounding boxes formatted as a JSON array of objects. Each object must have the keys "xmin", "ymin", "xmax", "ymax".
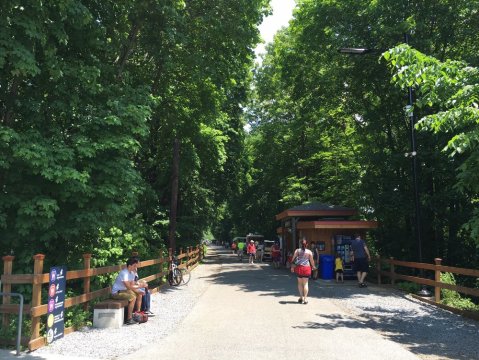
[
  {"xmin": 397, "ymin": 281, "xmax": 420, "ymax": 293},
  {"xmin": 441, "ymin": 272, "xmax": 479, "ymax": 311}
]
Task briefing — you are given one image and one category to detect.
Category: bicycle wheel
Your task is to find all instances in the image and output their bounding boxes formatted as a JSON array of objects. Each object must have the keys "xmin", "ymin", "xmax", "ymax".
[
  {"xmin": 168, "ymin": 268, "xmax": 182, "ymax": 286},
  {"xmin": 180, "ymin": 268, "xmax": 191, "ymax": 285}
]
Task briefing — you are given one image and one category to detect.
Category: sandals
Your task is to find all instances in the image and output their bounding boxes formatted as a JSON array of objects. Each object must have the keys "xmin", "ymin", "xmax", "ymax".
[
  {"xmin": 303, "ymin": 300, "xmax": 308, "ymax": 305},
  {"xmin": 298, "ymin": 297, "xmax": 303, "ymax": 303}
]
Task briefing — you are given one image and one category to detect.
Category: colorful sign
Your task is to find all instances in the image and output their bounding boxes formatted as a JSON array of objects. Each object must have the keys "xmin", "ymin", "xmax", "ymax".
[{"xmin": 46, "ymin": 266, "xmax": 67, "ymax": 344}]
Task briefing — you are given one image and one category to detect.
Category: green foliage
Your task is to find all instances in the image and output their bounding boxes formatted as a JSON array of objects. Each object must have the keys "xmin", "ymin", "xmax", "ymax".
[
  {"xmin": 65, "ymin": 305, "xmax": 92, "ymax": 329},
  {"xmin": 0, "ymin": 315, "xmax": 30, "ymax": 341},
  {"xmin": 384, "ymin": 45, "xmax": 479, "ymax": 245},
  {"xmin": 397, "ymin": 281, "xmax": 420, "ymax": 294},
  {"xmin": 222, "ymin": 0, "xmax": 479, "ymax": 271},
  {"xmin": 0, "ymin": 0, "xmax": 270, "ymax": 267},
  {"xmin": 440, "ymin": 272, "xmax": 479, "ymax": 311}
]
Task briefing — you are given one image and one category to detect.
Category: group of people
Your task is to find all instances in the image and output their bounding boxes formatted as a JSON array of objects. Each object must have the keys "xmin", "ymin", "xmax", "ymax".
[
  {"xmin": 233, "ymin": 239, "xmax": 282, "ymax": 266},
  {"xmin": 290, "ymin": 234, "xmax": 371, "ymax": 304},
  {"xmin": 111, "ymin": 257, "xmax": 154, "ymax": 325}
]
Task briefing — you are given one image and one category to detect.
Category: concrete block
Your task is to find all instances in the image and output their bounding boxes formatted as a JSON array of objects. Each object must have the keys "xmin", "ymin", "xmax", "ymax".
[{"xmin": 93, "ymin": 308, "xmax": 124, "ymax": 328}]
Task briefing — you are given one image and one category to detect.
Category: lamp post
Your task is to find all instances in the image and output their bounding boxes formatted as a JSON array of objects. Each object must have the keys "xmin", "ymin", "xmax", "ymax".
[{"xmin": 339, "ymin": 42, "xmax": 431, "ymax": 296}]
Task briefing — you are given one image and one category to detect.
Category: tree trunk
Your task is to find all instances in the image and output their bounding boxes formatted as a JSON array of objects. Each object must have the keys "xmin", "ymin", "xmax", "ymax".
[{"xmin": 168, "ymin": 138, "xmax": 180, "ymax": 252}]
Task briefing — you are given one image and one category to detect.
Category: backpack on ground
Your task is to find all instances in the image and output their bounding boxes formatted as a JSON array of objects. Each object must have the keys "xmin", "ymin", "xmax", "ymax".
[{"xmin": 133, "ymin": 311, "xmax": 148, "ymax": 323}]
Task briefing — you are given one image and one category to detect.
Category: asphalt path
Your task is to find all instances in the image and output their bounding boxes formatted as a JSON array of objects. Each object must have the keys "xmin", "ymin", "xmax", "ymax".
[{"xmin": 120, "ymin": 246, "xmax": 420, "ymax": 360}]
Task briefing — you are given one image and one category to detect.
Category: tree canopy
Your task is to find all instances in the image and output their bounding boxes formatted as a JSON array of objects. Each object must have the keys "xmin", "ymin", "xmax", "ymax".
[
  {"xmin": 1, "ymin": 0, "xmax": 478, "ymax": 271},
  {"xmin": 221, "ymin": 0, "xmax": 479, "ymax": 268}
]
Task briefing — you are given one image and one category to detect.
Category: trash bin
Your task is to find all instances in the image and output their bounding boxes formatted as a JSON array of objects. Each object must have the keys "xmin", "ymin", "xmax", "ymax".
[{"xmin": 320, "ymin": 255, "xmax": 334, "ymax": 280}]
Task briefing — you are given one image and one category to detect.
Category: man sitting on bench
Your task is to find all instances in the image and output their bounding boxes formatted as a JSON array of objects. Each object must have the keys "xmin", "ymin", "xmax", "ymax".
[{"xmin": 111, "ymin": 257, "xmax": 143, "ymax": 325}]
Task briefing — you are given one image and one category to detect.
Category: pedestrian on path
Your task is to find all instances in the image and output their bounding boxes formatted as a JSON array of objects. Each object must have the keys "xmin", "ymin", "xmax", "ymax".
[
  {"xmin": 335, "ymin": 253, "xmax": 344, "ymax": 283},
  {"xmin": 271, "ymin": 240, "xmax": 281, "ymax": 268},
  {"xmin": 291, "ymin": 239, "xmax": 316, "ymax": 304},
  {"xmin": 351, "ymin": 234, "xmax": 371, "ymax": 287},
  {"xmin": 247, "ymin": 239, "xmax": 256, "ymax": 264}
]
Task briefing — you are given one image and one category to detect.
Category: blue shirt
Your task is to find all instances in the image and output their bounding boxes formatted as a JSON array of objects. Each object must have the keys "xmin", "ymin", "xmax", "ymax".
[{"xmin": 351, "ymin": 238, "xmax": 367, "ymax": 259}]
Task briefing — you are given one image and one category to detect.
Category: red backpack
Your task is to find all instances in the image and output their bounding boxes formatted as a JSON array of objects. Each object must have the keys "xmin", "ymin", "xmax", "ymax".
[{"xmin": 133, "ymin": 311, "xmax": 148, "ymax": 323}]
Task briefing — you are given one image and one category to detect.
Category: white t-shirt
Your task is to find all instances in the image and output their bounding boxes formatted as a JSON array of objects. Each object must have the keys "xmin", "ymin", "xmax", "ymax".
[{"xmin": 111, "ymin": 268, "xmax": 134, "ymax": 294}]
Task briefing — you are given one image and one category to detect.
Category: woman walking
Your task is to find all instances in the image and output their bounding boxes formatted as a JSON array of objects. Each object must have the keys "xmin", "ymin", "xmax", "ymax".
[{"xmin": 291, "ymin": 239, "xmax": 316, "ymax": 304}]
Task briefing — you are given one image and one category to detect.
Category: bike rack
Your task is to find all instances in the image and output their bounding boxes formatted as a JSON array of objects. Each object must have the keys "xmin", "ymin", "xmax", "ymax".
[{"xmin": 0, "ymin": 291, "xmax": 24, "ymax": 356}]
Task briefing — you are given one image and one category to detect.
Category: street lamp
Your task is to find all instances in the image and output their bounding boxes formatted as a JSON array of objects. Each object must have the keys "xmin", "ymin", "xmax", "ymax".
[
  {"xmin": 340, "ymin": 42, "xmax": 431, "ymax": 297},
  {"xmin": 338, "ymin": 47, "xmax": 372, "ymax": 55}
]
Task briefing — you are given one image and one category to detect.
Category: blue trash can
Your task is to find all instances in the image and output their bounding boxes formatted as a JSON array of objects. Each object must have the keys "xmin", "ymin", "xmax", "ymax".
[{"xmin": 320, "ymin": 255, "xmax": 334, "ymax": 280}]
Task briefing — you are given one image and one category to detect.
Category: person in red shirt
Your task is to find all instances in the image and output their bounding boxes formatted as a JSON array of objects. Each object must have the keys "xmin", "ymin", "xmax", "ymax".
[{"xmin": 247, "ymin": 240, "xmax": 256, "ymax": 264}]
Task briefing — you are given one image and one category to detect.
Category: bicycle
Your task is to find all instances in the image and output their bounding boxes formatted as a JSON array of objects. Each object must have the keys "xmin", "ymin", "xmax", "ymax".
[
  {"xmin": 168, "ymin": 256, "xmax": 191, "ymax": 286},
  {"xmin": 179, "ymin": 265, "xmax": 191, "ymax": 285},
  {"xmin": 168, "ymin": 257, "xmax": 183, "ymax": 286}
]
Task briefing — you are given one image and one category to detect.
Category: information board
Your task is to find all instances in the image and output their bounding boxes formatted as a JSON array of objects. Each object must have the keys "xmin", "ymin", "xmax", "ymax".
[{"xmin": 46, "ymin": 266, "xmax": 67, "ymax": 344}]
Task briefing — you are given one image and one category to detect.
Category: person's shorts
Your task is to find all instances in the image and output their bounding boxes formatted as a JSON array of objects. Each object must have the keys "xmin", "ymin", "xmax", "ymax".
[
  {"xmin": 353, "ymin": 258, "xmax": 369, "ymax": 273},
  {"xmin": 335, "ymin": 269, "xmax": 343, "ymax": 274},
  {"xmin": 111, "ymin": 290, "xmax": 136, "ymax": 301},
  {"xmin": 295, "ymin": 265, "xmax": 311, "ymax": 278},
  {"xmin": 272, "ymin": 254, "xmax": 280, "ymax": 262}
]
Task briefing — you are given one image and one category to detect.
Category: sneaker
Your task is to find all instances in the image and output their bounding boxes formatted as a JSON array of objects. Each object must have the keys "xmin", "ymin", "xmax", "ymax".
[
  {"xmin": 125, "ymin": 318, "xmax": 138, "ymax": 325},
  {"xmin": 144, "ymin": 310, "xmax": 155, "ymax": 317},
  {"xmin": 298, "ymin": 297, "xmax": 303, "ymax": 303}
]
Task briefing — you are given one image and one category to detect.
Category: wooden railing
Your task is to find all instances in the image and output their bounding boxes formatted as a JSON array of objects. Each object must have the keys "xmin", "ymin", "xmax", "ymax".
[
  {"xmin": 375, "ymin": 256, "xmax": 479, "ymax": 303},
  {"xmin": 1, "ymin": 245, "xmax": 203, "ymax": 351}
]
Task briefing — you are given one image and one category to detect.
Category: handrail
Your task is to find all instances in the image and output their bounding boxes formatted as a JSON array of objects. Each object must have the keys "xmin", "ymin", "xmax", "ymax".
[
  {"xmin": 1, "ymin": 245, "xmax": 204, "ymax": 351},
  {"xmin": 0, "ymin": 292, "xmax": 23, "ymax": 356},
  {"xmin": 375, "ymin": 256, "xmax": 479, "ymax": 302}
]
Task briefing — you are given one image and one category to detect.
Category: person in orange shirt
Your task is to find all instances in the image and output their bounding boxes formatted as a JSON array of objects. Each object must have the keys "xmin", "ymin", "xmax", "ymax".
[{"xmin": 247, "ymin": 240, "xmax": 256, "ymax": 264}]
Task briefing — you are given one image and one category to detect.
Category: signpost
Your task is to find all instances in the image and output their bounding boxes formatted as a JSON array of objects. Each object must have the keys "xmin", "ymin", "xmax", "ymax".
[{"xmin": 46, "ymin": 266, "xmax": 67, "ymax": 344}]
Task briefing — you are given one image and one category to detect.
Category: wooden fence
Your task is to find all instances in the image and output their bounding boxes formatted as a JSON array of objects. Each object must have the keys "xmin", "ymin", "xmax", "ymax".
[
  {"xmin": 375, "ymin": 256, "xmax": 479, "ymax": 303},
  {"xmin": 1, "ymin": 245, "xmax": 203, "ymax": 351}
]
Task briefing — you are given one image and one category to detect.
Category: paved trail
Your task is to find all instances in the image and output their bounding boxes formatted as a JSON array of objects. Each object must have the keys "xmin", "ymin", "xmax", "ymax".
[
  {"xmin": 2, "ymin": 246, "xmax": 477, "ymax": 360},
  {"xmin": 120, "ymin": 247, "xmax": 420, "ymax": 360}
]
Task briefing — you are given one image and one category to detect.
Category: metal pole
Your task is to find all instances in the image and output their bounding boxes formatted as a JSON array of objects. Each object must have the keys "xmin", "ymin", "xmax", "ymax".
[
  {"xmin": 0, "ymin": 292, "xmax": 23, "ymax": 356},
  {"xmin": 406, "ymin": 86, "xmax": 422, "ymax": 265},
  {"xmin": 404, "ymin": 33, "xmax": 430, "ymax": 297}
]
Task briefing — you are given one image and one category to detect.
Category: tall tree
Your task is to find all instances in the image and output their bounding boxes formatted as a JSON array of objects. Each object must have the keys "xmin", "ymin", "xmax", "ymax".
[{"xmin": 237, "ymin": 0, "xmax": 479, "ymax": 265}]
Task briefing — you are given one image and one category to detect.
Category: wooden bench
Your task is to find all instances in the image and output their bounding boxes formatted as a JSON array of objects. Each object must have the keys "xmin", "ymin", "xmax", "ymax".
[{"xmin": 93, "ymin": 298, "xmax": 129, "ymax": 328}]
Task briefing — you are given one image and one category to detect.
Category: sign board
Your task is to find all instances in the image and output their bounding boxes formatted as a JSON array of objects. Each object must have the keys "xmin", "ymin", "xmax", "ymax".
[{"xmin": 46, "ymin": 266, "xmax": 67, "ymax": 344}]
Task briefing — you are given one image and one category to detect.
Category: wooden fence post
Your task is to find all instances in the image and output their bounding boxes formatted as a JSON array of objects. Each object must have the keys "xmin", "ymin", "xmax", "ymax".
[
  {"xmin": 434, "ymin": 258, "xmax": 442, "ymax": 302},
  {"xmin": 376, "ymin": 255, "xmax": 381, "ymax": 285},
  {"xmin": 30, "ymin": 254, "xmax": 45, "ymax": 349},
  {"xmin": 82, "ymin": 254, "xmax": 92, "ymax": 311},
  {"xmin": 2, "ymin": 255, "xmax": 14, "ymax": 330},
  {"xmin": 389, "ymin": 257, "xmax": 395, "ymax": 286},
  {"xmin": 187, "ymin": 246, "xmax": 191, "ymax": 267}
]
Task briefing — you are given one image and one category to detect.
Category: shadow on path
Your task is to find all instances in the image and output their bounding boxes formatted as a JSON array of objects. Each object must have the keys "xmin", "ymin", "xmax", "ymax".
[{"xmin": 204, "ymin": 247, "xmax": 478, "ymax": 360}]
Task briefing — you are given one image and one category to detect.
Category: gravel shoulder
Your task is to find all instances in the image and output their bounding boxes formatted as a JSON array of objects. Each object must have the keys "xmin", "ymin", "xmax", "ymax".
[
  {"xmin": 315, "ymin": 280, "xmax": 479, "ymax": 360},
  {"xmin": 1, "ymin": 246, "xmax": 477, "ymax": 360}
]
